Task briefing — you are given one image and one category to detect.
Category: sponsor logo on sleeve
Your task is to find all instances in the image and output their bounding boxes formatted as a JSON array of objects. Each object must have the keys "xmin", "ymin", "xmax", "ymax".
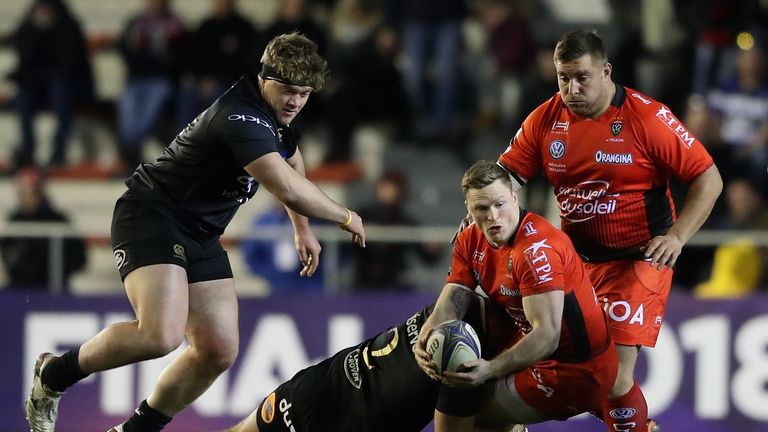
[
  {"xmin": 630, "ymin": 92, "xmax": 651, "ymax": 105},
  {"xmin": 523, "ymin": 239, "xmax": 554, "ymax": 284},
  {"xmin": 344, "ymin": 349, "xmax": 363, "ymax": 389},
  {"xmin": 656, "ymin": 105, "xmax": 695, "ymax": 148},
  {"xmin": 522, "ymin": 221, "xmax": 537, "ymax": 237},
  {"xmin": 260, "ymin": 392, "xmax": 276, "ymax": 423},
  {"xmin": 228, "ymin": 114, "xmax": 276, "ymax": 136}
]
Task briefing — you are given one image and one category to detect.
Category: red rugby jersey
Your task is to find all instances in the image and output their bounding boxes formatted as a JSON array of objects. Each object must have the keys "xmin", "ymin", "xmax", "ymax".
[
  {"xmin": 498, "ymin": 85, "xmax": 714, "ymax": 262},
  {"xmin": 447, "ymin": 211, "xmax": 611, "ymax": 362}
]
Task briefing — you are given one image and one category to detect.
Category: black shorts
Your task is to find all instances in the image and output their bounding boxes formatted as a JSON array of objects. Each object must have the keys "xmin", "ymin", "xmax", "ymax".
[{"xmin": 110, "ymin": 192, "xmax": 233, "ymax": 283}]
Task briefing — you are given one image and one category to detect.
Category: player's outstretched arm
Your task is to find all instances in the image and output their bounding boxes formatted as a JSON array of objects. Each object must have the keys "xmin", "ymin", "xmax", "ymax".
[
  {"xmin": 282, "ymin": 148, "xmax": 322, "ymax": 276},
  {"xmin": 245, "ymin": 152, "xmax": 365, "ymax": 247}
]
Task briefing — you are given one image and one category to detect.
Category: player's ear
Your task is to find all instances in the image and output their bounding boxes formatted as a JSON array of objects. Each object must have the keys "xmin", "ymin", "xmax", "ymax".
[{"xmin": 603, "ymin": 62, "xmax": 612, "ymax": 79}]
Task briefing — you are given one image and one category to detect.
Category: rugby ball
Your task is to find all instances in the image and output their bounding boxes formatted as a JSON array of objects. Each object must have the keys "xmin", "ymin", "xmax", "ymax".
[{"xmin": 426, "ymin": 320, "xmax": 481, "ymax": 374}]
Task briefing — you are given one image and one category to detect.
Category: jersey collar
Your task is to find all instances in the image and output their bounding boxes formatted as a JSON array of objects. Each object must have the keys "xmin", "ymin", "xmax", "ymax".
[
  {"xmin": 610, "ymin": 82, "xmax": 626, "ymax": 107},
  {"xmin": 243, "ymin": 74, "xmax": 281, "ymax": 126},
  {"xmin": 506, "ymin": 208, "xmax": 528, "ymax": 248}
]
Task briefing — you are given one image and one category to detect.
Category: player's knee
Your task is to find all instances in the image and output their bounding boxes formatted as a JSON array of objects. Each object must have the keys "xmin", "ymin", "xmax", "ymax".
[
  {"xmin": 143, "ymin": 326, "xmax": 186, "ymax": 358},
  {"xmin": 197, "ymin": 339, "xmax": 239, "ymax": 374}
]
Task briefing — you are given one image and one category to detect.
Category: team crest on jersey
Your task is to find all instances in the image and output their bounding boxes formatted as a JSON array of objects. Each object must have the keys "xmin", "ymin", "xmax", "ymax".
[
  {"xmin": 260, "ymin": 392, "xmax": 276, "ymax": 423},
  {"xmin": 611, "ymin": 120, "xmax": 623, "ymax": 136},
  {"xmin": 507, "ymin": 254, "xmax": 513, "ymax": 272},
  {"xmin": 549, "ymin": 140, "xmax": 566, "ymax": 160}
]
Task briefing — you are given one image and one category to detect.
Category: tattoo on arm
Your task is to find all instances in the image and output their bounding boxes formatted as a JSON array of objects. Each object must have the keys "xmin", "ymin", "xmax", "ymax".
[{"xmin": 447, "ymin": 286, "xmax": 473, "ymax": 318}]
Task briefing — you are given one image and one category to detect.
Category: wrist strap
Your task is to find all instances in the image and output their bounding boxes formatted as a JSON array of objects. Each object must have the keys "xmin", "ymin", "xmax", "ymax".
[{"xmin": 340, "ymin": 208, "xmax": 353, "ymax": 226}]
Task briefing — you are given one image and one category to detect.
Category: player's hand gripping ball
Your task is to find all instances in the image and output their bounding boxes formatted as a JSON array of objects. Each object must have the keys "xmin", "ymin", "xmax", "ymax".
[{"xmin": 426, "ymin": 320, "xmax": 481, "ymax": 374}]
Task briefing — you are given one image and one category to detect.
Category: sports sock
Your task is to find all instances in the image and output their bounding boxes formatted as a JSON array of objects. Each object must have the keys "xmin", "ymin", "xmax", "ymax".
[
  {"xmin": 123, "ymin": 399, "xmax": 172, "ymax": 432},
  {"xmin": 40, "ymin": 347, "xmax": 90, "ymax": 392},
  {"xmin": 602, "ymin": 380, "xmax": 648, "ymax": 432}
]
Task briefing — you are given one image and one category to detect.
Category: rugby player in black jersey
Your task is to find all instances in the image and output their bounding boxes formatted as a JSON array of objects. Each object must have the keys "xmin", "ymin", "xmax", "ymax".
[
  {"xmin": 224, "ymin": 295, "xmax": 526, "ymax": 432},
  {"xmin": 26, "ymin": 33, "xmax": 366, "ymax": 432}
]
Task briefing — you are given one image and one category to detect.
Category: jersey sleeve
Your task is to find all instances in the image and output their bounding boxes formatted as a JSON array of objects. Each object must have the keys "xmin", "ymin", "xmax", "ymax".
[
  {"xmin": 642, "ymin": 103, "xmax": 714, "ymax": 183},
  {"xmin": 497, "ymin": 107, "xmax": 545, "ymax": 184},
  {"xmin": 514, "ymin": 235, "xmax": 566, "ymax": 297},
  {"xmin": 445, "ymin": 232, "xmax": 477, "ymax": 289},
  {"xmin": 209, "ymin": 108, "xmax": 280, "ymax": 167}
]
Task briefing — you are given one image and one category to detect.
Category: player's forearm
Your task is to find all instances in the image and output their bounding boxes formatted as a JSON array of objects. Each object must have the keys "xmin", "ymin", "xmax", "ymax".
[
  {"xmin": 668, "ymin": 164, "xmax": 722, "ymax": 244},
  {"xmin": 280, "ymin": 177, "xmax": 350, "ymax": 225},
  {"xmin": 488, "ymin": 325, "xmax": 559, "ymax": 377},
  {"xmin": 431, "ymin": 284, "xmax": 474, "ymax": 324},
  {"xmin": 284, "ymin": 205, "xmax": 311, "ymax": 233},
  {"xmin": 284, "ymin": 152, "xmax": 312, "ymax": 231}
]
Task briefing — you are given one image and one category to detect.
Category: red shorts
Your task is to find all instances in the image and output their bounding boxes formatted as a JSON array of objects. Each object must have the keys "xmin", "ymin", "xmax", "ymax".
[
  {"xmin": 511, "ymin": 344, "xmax": 618, "ymax": 420},
  {"xmin": 585, "ymin": 260, "xmax": 673, "ymax": 347}
]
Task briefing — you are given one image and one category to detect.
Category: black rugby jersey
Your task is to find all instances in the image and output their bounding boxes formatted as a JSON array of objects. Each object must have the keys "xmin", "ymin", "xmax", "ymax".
[
  {"xmin": 255, "ymin": 298, "xmax": 517, "ymax": 432},
  {"xmin": 125, "ymin": 75, "xmax": 300, "ymax": 235}
]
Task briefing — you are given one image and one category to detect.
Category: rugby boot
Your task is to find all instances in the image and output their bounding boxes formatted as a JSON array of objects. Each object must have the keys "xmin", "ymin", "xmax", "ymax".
[{"xmin": 26, "ymin": 353, "xmax": 63, "ymax": 432}]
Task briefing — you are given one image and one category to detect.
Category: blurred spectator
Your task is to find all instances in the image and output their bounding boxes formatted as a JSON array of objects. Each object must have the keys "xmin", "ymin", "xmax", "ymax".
[
  {"xmin": 176, "ymin": 0, "xmax": 257, "ymax": 128},
  {"xmin": 706, "ymin": 45, "xmax": 768, "ymax": 184},
  {"xmin": 471, "ymin": 0, "xmax": 535, "ymax": 131},
  {"xmin": 0, "ymin": 168, "xmax": 86, "ymax": 291},
  {"xmin": 242, "ymin": 199, "xmax": 324, "ymax": 294},
  {"xmin": 383, "ymin": 0, "xmax": 468, "ymax": 142},
  {"xmin": 259, "ymin": 0, "xmax": 327, "ymax": 58},
  {"xmin": 688, "ymin": 0, "xmax": 741, "ymax": 95},
  {"xmin": 6, "ymin": 0, "xmax": 93, "ymax": 169},
  {"xmin": 508, "ymin": 44, "xmax": 557, "ymax": 218},
  {"xmin": 322, "ymin": 0, "xmax": 410, "ymax": 164},
  {"xmin": 351, "ymin": 171, "xmax": 440, "ymax": 290},
  {"xmin": 676, "ymin": 93, "xmax": 728, "ymax": 222},
  {"xmin": 514, "ymin": 44, "xmax": 557, "ymax": 128},
  {"xmin": 116, "ymin": 0, "xmax": 186, "ymax": 170},
  {"xmin": 696, "ymin": 176, "xmax": 768, "ymax": 297}
]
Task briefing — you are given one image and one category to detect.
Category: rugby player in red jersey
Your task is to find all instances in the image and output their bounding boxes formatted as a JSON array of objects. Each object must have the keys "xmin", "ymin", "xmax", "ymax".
[
  {"xmin": 496, "ymin": 29, "xmax": 722, "ymax": 432},
  {"xmin": 416, "ymin": 160, "xmax": 618, "ymax": 431}
]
